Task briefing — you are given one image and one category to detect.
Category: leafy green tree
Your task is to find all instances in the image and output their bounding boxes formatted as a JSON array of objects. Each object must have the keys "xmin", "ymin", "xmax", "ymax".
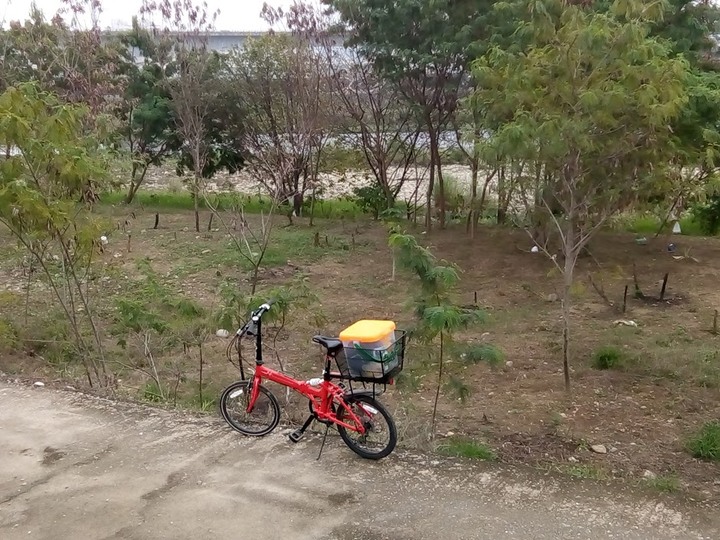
[
  {"xmin": 472, "ymin": 0, "xmax": 690, "ymax": 390},
  {"xmin": 140, "ymin": 0, "xmax": 244, "ymax": 231},
  {"xmin": 1, "ymin": 1, "xmax": 126, "ymax": 172},
  {"xmin": 117, "ymin": 19, "xmax": 182, "ymax": 204},
  {"xmin": 0, "ymin": 83, "xmax": 113, "ymax": 387}
]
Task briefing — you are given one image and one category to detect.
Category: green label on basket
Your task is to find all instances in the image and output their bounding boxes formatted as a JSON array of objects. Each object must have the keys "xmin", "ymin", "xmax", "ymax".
[{"xmin": 352, "ymin": 342, "xmax": 398, "ymax": 364}]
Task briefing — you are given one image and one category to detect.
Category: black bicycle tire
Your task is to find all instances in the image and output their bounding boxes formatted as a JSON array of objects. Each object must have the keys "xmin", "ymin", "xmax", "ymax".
[
  {"xmin": 219, "ymin": 380, "xmax": 280, "ymax": 437},
  {"xmin": 337, "ymin": 394, "xmax": 397, "ymax": 460}
]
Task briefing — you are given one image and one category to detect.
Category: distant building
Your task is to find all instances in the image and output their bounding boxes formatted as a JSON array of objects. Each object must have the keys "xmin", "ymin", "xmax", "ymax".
[{"xmin": 105, "ymin": 29, "xmax": 345, "ymax": 63}]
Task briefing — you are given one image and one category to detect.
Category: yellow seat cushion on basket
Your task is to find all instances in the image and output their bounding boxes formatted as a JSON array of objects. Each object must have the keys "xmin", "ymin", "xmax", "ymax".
[{"xmin": 339, "ymin": 320, "xmax": 396, "ymax": 343}]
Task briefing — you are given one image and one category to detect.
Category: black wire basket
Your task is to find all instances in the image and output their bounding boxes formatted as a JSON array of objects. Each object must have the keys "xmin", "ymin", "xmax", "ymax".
[{"xmin": 334, "ymin": 330, "xmax": 406, "ymax": 383}]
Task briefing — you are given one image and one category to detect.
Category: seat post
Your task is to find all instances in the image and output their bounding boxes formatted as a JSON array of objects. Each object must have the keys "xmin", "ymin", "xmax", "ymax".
[{"xmin": 323, "ymin": 356, "xmax": 331, "ymax": 381}]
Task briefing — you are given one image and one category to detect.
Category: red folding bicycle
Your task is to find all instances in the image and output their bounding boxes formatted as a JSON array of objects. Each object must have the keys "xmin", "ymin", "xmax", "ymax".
[{"xmin": 219, "ymin": 301, "xmax": 406, "ymax": 460}]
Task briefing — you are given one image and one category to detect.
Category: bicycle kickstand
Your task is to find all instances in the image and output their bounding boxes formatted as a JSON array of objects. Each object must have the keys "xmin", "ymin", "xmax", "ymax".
[
  {"xmin": 289, "ymin": 414, "xmax": 315, "ymax": 443},
  {"xmin": 316, "ymin": 424, "xmax": 330, "ymax": 461}
]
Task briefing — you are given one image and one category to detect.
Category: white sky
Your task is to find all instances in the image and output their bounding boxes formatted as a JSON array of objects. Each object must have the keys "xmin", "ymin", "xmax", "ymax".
[{"xmin": 1, "ymin": 0, "xmax": 316, "ymax": 31}]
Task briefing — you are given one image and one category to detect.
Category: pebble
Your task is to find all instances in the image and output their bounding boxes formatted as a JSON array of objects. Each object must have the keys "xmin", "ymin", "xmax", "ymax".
[{"xmin": 590, "ymin": 444, "xmax": 607, "ymax": 454}]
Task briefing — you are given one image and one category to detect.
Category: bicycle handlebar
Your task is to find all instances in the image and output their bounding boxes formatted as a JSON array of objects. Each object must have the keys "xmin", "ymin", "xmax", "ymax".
[
  {"xmin": 236, "ymin": 300, "xmax": 275, "ymax": 337},
  {"xmin": 251, "ymin": 301, "xmax": 274, "ymax": 322}
]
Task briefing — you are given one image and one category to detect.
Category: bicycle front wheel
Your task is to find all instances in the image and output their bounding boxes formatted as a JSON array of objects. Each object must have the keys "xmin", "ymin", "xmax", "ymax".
[
  {"xmin": 337, "ymin": 394, "xmax": 397, "ymax": 460},
  {"xmin": 220, "ymin": 380, "xmax": 280, "ymax": 436}
]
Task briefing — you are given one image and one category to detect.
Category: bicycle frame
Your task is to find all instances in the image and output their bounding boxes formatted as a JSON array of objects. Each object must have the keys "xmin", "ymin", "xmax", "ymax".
[
  {"xmin": 248, "ymin": 363, "xmax": 367, "ymax": 434},
  {"xmin": 240, "ymin": 305, "xmax": 368, "ymax": 435}
]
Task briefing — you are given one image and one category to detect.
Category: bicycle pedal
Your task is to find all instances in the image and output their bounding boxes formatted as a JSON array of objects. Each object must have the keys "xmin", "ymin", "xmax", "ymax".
[{"xmin": 288, "ymin": 430, "xmax": 305, "ymax": 443}]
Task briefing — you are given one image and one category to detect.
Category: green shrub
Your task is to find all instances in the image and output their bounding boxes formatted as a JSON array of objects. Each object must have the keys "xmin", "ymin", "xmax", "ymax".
[
  {"xmin": 687, "ymin": 421, "xmax": 720, "ymax": 461},
  {"xmin": 460, "ymin": 343, "xmax": 504, "ymax": 367},
  {"xmin": 141, "ymin": 381, "xmax": 166, "ymax": 403},
  {"xmin": 0, "ymin": 318, "xmax": 17, "ymax": 352},
  {"xmin": 592, "ymin": 345, "xmax": 624, "ymax": 370},
  {"xmin": 352, "ymin": 183, "xmax": 389, "ymax": 220},
  {"xmin": 691, "ymin": 195, "xmax": 720, "ymax": 235}
]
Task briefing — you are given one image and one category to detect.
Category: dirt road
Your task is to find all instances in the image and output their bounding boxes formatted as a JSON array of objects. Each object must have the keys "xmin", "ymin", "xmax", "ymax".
[{"xmin": 0, "ymin": 383, "xmax": 717, "ymax": 540}]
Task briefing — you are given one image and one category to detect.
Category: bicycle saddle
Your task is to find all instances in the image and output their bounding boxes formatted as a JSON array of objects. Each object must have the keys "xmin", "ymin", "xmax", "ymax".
[{"xmin": 312, "ymin": 335, "xmax": 343, "ymax": 355}]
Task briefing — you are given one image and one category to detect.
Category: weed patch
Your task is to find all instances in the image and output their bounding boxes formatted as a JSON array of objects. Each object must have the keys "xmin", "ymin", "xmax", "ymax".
[
  {"xmin": 687, "ymin": 422, "xmax": 720, "ymax": 461},
  {"xmin": 436, "ymin": 437, "xmax": 496, "ymax": 461}
]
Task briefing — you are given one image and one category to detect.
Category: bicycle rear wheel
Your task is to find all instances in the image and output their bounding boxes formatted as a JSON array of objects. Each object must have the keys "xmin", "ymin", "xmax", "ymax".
[
  {"xmin": 337, "ymin": 394, "xmax": 397, "ymax": 460},
  {"xmin": 220, "ymin": 380, "xmax": 280, "ymax": 436}
]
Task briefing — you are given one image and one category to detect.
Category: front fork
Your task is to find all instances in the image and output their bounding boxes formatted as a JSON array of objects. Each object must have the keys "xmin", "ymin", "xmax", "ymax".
[{"xmin": 246, "ymin": 373, "xmax": 263, "ymax": 413}]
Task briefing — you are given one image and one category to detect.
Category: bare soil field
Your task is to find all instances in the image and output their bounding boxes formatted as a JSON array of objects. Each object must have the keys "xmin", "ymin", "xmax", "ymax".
[{"xmin": 1, "ymin": 206, "xmax": 719, "ymax": 500}]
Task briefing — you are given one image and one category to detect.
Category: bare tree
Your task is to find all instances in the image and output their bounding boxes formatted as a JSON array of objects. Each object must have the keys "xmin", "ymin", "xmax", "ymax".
[
  {"xmin": 276, "ymin": 1, "xmax": 422, "ymax": 210},
  {"xmin": 326, "ymin": 46, "xmax": 420, "ymax": 208},
  {"xmin": 223, "ymin": 7, "xmax": 330, "ymax": 218},
  {"xmin": 204, "ymin": 193, "xmax": 280, "ymax": 295}
]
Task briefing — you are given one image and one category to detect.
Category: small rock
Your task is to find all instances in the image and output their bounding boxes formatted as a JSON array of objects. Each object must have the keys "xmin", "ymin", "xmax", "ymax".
[
  {"xmin": 33, "ymin": 382, "xmax": 45, "ymax": 387},
  {"xmin": 643, "ymin": 470, "xmax": 656, "ymax": 480},
  {"xmin": 215, "ymin": 329, "xmax": 230, "ymax": 338},
  {"xmin": 505, "ymin": 361, "xmax": 514, "ymax": 368},
  {"xmin": 545, "ymin": 293, "xmax": 559, "ymax": 302},
  {"xmin": 445, "ymin": 431, "xmax": 455, "ymax": 437},
  {"xmin": 590, "ymin": 444, "xmax": 607, "ymax": 454},
  {"xmin": 530, "ymin": 246, "xmax": 539, "ymax": 253},
  {"xmin": 568, "ymin": 456, "xmax": 578, "ymax": 463},
  {"xmin": 610, "ymin": 446, "xmax": 618, "ymax": 453}
]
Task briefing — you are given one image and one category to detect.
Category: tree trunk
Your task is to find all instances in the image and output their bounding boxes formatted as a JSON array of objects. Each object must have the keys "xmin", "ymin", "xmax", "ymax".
[
  {"xmin": 379, "ymin": 161, "xmax": 394, "ymax": 210},
  {"xmin": 428, "ymin": 124, "xmax": 445, "ymax": 229},
  {"xmin": 194, "ymin": 187, "xmax": 200, "ymax": 233},
  {"xmin": 431, "ymin": 330, "xmax": 445, "ymax": 438},
  {"xmin": 561, "ymin": 217, "xmax": 577, "ymax": 393},
  {"xmin": 425, "ymin": 150, "xmax": 435, "ymax": 232},
  {"xmin": 497, "ymin": 166, "xmax": 507, "ymax": 225},
  {"xmin": 468, "ymin": 160, "xmax": 479, "ymax": 239},
  {"xmin": 126, "ymin": 163, "xmax": 149, "ymax": 204}
]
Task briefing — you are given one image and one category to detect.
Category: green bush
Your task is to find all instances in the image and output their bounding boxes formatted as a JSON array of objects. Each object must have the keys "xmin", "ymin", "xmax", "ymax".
[
  {"xmin": 687, "ymin": 421, "xmax": 720, "ymax": 461},
  {"xmin": 691, "ymin": 195, "xmax": 720, "ymax": 236},
  {"xmin": 592, "ymin": 345, "xmax": 624, "ymax": 370},
  {"xmin": 459, "ymin": 343, "xmax": 504, "ymax": 367},
  {"xmin": 0, "ymin": 318, "xmax": 18, "ymax": 352},
  {"xmin": 352, "ymin": 183, "xmax": 389, "ymax": 220}
]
